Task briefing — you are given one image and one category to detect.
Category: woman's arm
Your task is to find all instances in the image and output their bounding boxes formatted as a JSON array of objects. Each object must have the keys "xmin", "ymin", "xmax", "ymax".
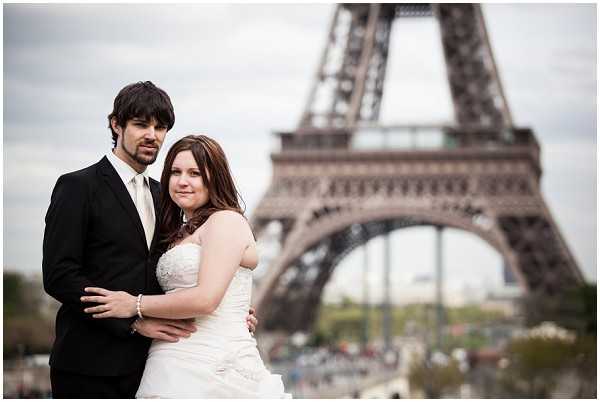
[{"xmin": 81, "ymin": 210, "xmax": 253, "ymax": 319}]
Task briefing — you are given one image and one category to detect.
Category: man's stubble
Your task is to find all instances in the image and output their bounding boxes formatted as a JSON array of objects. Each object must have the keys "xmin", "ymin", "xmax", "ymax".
[{"xmin": 121, "ymin": 132, "xmax": 160, "ymax": 167}]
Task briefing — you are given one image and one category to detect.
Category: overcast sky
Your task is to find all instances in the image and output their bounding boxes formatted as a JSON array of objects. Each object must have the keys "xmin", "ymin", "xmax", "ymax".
[{"xmin": 3, "ymin": 3, "xmax": 596, "ymax": 305}]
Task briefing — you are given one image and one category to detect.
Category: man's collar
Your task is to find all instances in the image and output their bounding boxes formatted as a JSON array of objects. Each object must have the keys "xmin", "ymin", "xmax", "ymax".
[{"xmin": 106, "ymin": 150, "xmax": 149, "ymax": 184}]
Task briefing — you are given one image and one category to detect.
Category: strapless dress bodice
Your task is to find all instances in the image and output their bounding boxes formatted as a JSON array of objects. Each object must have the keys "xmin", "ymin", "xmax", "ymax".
[{"xmin": 155, "ymin": 243, "xmax": 253, "ymax": 328}]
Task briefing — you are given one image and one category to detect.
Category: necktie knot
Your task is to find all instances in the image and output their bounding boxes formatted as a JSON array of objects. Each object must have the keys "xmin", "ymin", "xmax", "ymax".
[{"xmin": 134, "ymin": 174, "xmax": 145, "ymax": 189}]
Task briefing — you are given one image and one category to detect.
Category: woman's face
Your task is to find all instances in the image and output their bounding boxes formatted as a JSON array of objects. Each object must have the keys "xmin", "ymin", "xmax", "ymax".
[{"xmin": 168, "ymin": 150, "xmax": 209, "ymax": 217}]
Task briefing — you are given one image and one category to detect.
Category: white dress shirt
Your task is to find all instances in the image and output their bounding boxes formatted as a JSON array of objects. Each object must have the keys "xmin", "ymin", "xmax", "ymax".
[{"xmin": 105, "ymin": 151, "xmax": 156, "ymax": 245}]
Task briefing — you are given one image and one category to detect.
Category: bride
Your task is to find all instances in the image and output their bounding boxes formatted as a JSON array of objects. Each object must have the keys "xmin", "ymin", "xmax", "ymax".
[{"xmin": 80, "ymin": 135, "xmax": 291, "ymax": 398}]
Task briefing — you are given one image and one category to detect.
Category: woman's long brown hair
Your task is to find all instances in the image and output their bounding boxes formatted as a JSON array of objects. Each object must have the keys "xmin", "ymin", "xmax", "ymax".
[{"xmin": 157, "ymin": 135, "xmax": 245, "ymax": 250}]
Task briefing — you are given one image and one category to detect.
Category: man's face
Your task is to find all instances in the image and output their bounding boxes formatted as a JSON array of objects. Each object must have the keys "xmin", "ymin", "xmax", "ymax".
[{"xmin": 112, "ymin": 117, "xmax": 168, "ymax": 171}]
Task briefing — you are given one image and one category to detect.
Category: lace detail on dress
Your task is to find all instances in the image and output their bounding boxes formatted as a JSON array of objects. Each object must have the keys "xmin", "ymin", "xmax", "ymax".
[
  {"xmin": 155, "ymin": 243, "xmax": 202, "ymax": 292},
  {"xmin": 155, "ymin": 260, "xmax": 174, "ymax": 286}
]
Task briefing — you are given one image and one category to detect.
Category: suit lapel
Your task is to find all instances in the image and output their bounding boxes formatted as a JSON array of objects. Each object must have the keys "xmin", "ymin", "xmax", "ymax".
[{"xmin": 98, "ymin": 157, "xmax": 147, "ymax": 250}]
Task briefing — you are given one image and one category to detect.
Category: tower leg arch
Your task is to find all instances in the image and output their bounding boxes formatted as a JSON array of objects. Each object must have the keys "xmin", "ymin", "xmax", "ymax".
[{"xmin": 254, "ymin": 204, "xmax": 577, "ymax": 333}]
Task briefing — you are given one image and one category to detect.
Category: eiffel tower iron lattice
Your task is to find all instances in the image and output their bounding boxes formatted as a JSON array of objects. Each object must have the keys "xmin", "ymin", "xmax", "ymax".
[{"xmin": 250, "ymin": 3, "xmax": 584, "ymax": 334}]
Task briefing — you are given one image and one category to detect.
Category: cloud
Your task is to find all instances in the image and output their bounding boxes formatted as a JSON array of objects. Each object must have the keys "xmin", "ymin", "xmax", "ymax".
[{"xmin": 483, "ymin": 4, "xmax": 596, "ymax": 142}]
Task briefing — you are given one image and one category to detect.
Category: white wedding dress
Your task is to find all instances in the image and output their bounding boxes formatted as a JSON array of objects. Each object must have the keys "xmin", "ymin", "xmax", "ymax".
[{"xmin": 136, "ymin": 243, "xmax": 291, "ymax": 398}]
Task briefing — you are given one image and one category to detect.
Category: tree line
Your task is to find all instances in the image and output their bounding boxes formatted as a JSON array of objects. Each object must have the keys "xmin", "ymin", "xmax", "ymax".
[{"xmin": 4, "ymin": 270, "xmax": 59, "ymax": 359}]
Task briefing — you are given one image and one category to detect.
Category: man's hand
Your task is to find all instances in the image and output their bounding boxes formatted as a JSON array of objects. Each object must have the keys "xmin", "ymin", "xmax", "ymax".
[
  {"xmin": 246, "ymin": 306, "xmax": 258, "ymax": 334},
  {"xmin": 81, "ymin": 287, "xmax": 137, "ymax": 318},
  {"xmin": 133, "ymin": 318, "xmax": 197, "ymax": 342}
]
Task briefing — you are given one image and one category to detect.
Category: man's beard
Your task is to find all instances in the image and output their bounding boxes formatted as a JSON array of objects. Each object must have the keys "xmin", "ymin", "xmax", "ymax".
[{"xmin": 123, "ymin": 140, "xmax": 159, "ymax": 166}]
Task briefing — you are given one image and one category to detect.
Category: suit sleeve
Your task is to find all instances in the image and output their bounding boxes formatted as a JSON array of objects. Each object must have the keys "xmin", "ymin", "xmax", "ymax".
[{"xmin": 42, "ymin": 173, "xmax": 137, "ymax": 338}]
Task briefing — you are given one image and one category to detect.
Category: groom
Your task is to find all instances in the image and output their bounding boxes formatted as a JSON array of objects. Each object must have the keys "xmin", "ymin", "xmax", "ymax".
[{"xmin": 42, "ymin": 81, "xmax": 256, "ymax": 398}]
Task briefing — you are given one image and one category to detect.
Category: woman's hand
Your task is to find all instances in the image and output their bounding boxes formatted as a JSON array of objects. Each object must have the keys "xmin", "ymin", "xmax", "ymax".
[{"xmin": 81, "ymin": 287, "xmax": 137, "ymax": 318}]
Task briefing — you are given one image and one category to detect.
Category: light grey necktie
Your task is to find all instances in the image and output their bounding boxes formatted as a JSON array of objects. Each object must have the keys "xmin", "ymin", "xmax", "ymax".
[{"xmin": 133, "ymin": 174, "xmax": 155, "ymax": 249}]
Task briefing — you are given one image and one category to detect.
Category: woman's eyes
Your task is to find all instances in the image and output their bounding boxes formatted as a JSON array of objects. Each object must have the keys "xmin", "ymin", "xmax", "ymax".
[{"xmin": 171, "ymin": 170, "xmax": 201, "ymax": 176}]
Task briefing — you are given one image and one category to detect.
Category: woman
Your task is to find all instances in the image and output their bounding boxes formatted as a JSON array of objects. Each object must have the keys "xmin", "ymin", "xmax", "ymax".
[{"xmin": 80, "ymin": 135, "xmax": 291, "ymax": 398}]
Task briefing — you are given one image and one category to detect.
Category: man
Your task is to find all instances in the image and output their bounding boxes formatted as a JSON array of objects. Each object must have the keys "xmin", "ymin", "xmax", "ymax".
[{"xmin": 42, "ymin": 81, "xmax": 256, "ymax": 398}]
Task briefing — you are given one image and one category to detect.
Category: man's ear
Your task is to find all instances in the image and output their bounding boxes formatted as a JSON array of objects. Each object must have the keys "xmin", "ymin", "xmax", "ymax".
[{"xmin": 111, "ymin": 117, "xmax": 122, "ymax": 136}]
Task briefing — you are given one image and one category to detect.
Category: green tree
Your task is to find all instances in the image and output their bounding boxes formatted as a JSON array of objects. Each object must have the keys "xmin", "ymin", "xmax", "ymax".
[
  {"xmin": 570, "ymin": 334, "xmax": 596, "ymax": 398},
  {"xmin": 520, "ymin": 284, "xmax": 596, "ymax": 335},
  {"xmin": 515, "ymin": 284, "xmax": 596, "ymax": 397},
  {"xmin": 4, "ymin": 271, "xmax": 56, "ymax": 358},
  {"xmin": 504, "ymin": 336, "xmax": 571, "ymax": 397},
  {"xmin": 497, "ymin": 322, "xmax": 595, "ymax": 398},
  {"xmin": 408, "ymin": 356, "xmax": 464, "ymax": 398},
  {"xmin": 4, "ymin": 271, "xmax": 28, "ymax": 317}
]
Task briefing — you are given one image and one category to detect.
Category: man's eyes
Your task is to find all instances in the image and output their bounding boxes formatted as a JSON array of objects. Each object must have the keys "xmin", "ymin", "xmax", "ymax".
[{"xmin": 132, "ymin": 121, "xmax": 167, "ymax": 130}]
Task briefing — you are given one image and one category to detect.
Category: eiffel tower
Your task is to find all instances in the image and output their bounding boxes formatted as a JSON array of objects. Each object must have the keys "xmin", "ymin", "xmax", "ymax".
[{"xmin": 250, "ymin": 4, "xmax": 584, "ymax": 334}]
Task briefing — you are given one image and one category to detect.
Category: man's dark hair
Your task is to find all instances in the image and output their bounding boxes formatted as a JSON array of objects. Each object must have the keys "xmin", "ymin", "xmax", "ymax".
[{"xmin": 107, "ymin": 81, "xmax": 175, "ymax": 148}]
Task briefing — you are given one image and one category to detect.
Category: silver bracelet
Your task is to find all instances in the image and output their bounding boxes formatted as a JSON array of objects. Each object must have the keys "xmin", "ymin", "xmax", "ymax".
[{"xmin": 136, "ymin": 294, "xmax": 144, "ymax": 319}]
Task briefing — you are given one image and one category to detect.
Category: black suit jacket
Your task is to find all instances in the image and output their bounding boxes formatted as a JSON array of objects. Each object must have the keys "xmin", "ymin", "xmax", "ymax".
[{"xmin": 42, "ymin": 156, "xmax": 164, "ymax": 376}]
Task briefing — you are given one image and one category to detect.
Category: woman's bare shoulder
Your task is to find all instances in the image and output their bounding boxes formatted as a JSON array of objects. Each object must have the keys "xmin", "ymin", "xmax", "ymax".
[
  {"xmin": 199, "ymin": 210, "xmax": 252, "ymax": 241},
  {"xmin": 207, "ymin": 210, "xmax": 248, "ymax": 227}
]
